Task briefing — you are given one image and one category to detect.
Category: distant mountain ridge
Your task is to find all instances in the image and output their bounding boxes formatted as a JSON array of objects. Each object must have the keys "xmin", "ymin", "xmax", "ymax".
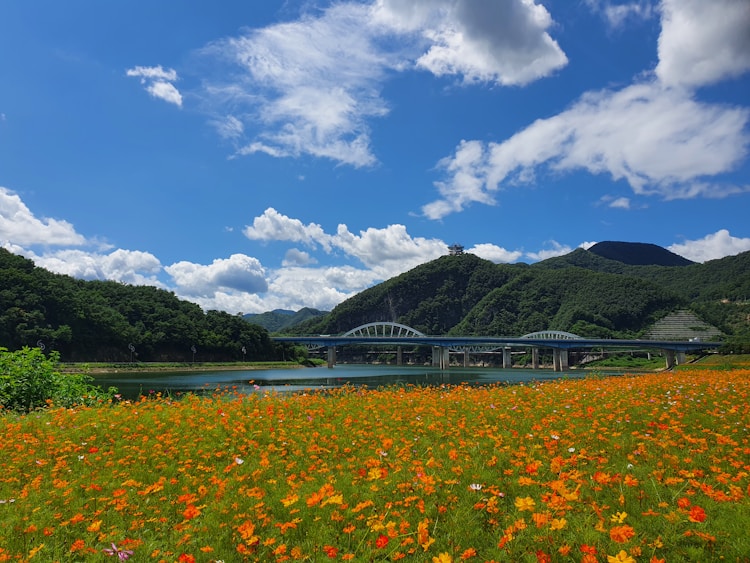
[
  {"xmin": 588, "ymin": 241, "xmax": 694, "ymax": 266},
  {"xmin": 244, "ymin": 307, "xmax": 328, "ymax": 332}
]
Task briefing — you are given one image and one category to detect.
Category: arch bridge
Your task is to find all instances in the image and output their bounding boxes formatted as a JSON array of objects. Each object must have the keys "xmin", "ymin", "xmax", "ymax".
[{"xmin": 273, "ymin": 322, "xmax": 720, "ymax": 371}]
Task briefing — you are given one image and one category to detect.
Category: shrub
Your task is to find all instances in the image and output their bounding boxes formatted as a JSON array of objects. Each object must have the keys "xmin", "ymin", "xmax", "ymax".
[{"xmin": 0, "ymin": 346, "xmax": 116, "ymax": 413}]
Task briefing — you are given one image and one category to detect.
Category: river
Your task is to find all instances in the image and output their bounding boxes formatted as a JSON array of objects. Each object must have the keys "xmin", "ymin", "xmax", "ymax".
[{"xmin": 92, "ymin": 364, "xmax": 620, "ymax": 400}]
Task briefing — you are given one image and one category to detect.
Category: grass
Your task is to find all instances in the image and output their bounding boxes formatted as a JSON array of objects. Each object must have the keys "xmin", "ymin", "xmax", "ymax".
[{"xmin": 1, "ymin": 368, "xmax": 749, "ymax": 562}]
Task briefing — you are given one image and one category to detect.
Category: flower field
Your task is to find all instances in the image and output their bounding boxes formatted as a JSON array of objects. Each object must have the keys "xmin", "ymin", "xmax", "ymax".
[{"xmin": 1, "ymin": 368, "xmax": 749, "ymax": 562}]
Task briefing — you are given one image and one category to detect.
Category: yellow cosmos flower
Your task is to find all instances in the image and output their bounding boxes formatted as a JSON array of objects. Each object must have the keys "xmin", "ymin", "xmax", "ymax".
[{"xmin": 514, "ymin": 496, "xmax": 536, "ymax": 511}]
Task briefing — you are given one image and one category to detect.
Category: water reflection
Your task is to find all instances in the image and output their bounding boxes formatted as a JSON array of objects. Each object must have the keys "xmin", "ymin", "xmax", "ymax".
[{"xmin": 92, "ymin": 364, "xmax": 612, "ymax": 400}]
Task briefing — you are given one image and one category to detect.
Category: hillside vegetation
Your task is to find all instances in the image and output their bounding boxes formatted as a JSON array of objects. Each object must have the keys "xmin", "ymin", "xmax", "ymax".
[
  {"xmin": 0, "ymin": 249, "xmax": 284, "ymax": 362},
  {"xmin": 2, "ymin": 243, "xmax": 749, "ymax": 361},
  {"xmin": 291, "ymin": 246, "xmax": 750, "ymax": 352}
]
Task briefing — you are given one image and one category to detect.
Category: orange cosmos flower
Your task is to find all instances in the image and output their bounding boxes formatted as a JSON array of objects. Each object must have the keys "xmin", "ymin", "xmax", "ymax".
[
  {"xmin": 609, "ymin": 525, "xmax": 636, "ymax": 543},
  {"xmin": 323, "ymin": 545, "xmax": 338, "ymax": 558},
  {"xmin": 688, "ymin": 505, "xmax": 707, "ymax": 522},
  {"xmin": 376, "ymin": 534, "xmax": 390, "ymax": 548},
  {"xmin": 182, "ymin": 504, "xmax": 201, "ymax": 520}
]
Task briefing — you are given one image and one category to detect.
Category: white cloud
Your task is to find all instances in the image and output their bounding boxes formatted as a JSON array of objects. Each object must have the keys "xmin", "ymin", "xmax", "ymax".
[
  {"xmin": 333, "ymin": 223, "xmax": 448, "ymax": 278},
  {"xmin": 190, "ymin": 0, "xmax": 567, "ymax": 167},
  {"xmin": 424, "ymin": 81, "xmax": 749, "ymax": 218},
  {"xmin": 668, "ymin": 229, "xmax": 750, "ymax": 263},
  {"xmin": 126, "ymin": 65, "xmax": 183, "ymax": 107},
  {"xmin": 201, "ymin": 2, "xmax": 389, "ymax": 167},
  {"xmin": 469, "ymin": 243, "xmax": 523, "ymax": 263},
  {"xmin": 608, "ymin": 197, "xmax": 631, "ymax": 209},
  {"xmin": 423, "ymin": 0, "xmax": 750, "ymax": 219},
  {"xmin": 243, "ymin": 208, "xmax": 332, "ymax": 251},
  {"xmin": 525, "ymin": 240, "xmax": 574, "ymax": 261},
  {"xmin": 656, "ymin": 0, "xmax": 750, "ymax": 88},
  {"xmin": 30, "ymin": 249, "xmax": 163, "ymax": 286},
  {"xmin": 0, "ymin": 187, "xmax": 87, "ymax": 246},
  {"xmin": 165, "ymin": 254, "xmax": 268, "ymax": 297},
  {"xmin": 282, "ymin": 248, "xmax": 317, "ymax": 267},
  {"xmin": 584, "ymin": 1, "xmax": 654, "ymax": 28},
  {"xmin": 243, "ymin": 208, "xmax": 447, "ymax": 279},
  {"xmin": 372, "ymin": 0, "xmax": 567, "ymax": 85}
]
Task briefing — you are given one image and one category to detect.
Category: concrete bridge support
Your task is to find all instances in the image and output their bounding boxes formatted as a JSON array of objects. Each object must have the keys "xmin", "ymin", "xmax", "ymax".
[
  {"xmin": 663, "ymin": 350, "xmax": 686, "ymax": 369},
  {"xmin": 531, "ymin": 347, "xmax": 540, "ymax": 369},
  {"xmin": 397, "ymin": 346, "xmax": 403, "ymax": 366},
  {"xmin": 327, "ymin": 346, "xmax": 336, "ymax": 369},
  {"xmin": 463, "ymin": 350, "xmax": 470, "ymax": 367},
  {"xmin": 432, "ymin": 346, "xmax": 450, "ymax": 369},
  {"xmin": 553, "ymin": 349, "xmax": 569, "ymax": 372},
  {"xmin": 503, "ymin": 347, "xmax": 512, "ymax": 368}
]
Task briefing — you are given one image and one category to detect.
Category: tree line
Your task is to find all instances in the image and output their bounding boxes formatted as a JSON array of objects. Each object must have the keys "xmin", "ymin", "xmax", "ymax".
[{"xmin": 0, "ymin": 249, "xmax": 293, "ymax": 362}]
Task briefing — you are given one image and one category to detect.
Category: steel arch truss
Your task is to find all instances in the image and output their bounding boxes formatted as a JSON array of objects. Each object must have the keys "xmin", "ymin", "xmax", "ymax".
[
  {"xmin": 343, "ymin": 322, "xmax": 426, "ymax": 338},
  {"xmin": 521, "ymin": 330, "xmax": 583, "ymax": 341}
]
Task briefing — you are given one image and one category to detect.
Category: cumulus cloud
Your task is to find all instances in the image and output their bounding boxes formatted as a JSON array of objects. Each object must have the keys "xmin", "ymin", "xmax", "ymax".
[
  {"xmin": 525, "ymin": 241, "xmax": 575, "ymax": 261},
  {"xmin": 165, "ymin": 254, "xmax": 268, "ymax": 297},
  {"xmin": 424, "ymin": 81, "xmax": 749, "ymax": 218},
  {"xmin": 190, "ymin": 0, "xmax": 567, "ymax": 167},
  {"xmin": 656, "ymin": 0, "xmax": 750, "ymax": 88},
  {"xmin": 372, "ymin": 0, "xmax": 568, "ymax": 86},
  {"xmin": 668, "ymin": 229, "xmax": 750, "ymax": 263},
  {"xmin": 243, "ymin": 208, "xmax": 447, "ymax": 279},
  {"xmin": 422, "ymin": 1, "xmax": 750, "ymax": 219},
  {"xmin": 31, "ymin": 249, "xmax": 163, "ymax": 286},
  {"xmin": 282, "ymin": 248, "xmax": 317, "ymax": 267},
  {"xmin": 243, "ymin": 208, "xmax": 332, "ymax": 251},
  {"xmin": 126, "ymin": 65, "xmax": 183, "ymax": 107},
  {"xmin": 469, "ymin": 243, "xmax": 523, "ymax": 263},
  {"xmin": 0, "ymin": 187, "xmax": 87, "ymax": 246}
]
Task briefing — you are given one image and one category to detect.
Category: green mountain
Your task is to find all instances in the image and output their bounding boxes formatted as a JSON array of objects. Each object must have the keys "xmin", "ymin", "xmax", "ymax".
[
  {"xmin": 587, "ymin": 241, "xmax": 694, "ymax": 266},
  {"xmin": 0, "ymin": 249, "xmax": 282, "ymax": 362},
  {"xmin": 243, "ymin": 308, "xmax": 328, "ymax": 332},
  {"xmin": 290, "ymin": 244, "xmax": 750, "ymax": 349}
]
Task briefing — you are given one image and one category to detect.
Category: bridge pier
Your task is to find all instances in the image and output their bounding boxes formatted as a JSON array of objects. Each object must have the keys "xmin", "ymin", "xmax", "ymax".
[
  {"xmin": 327, "ymin": 346, "xmax": 336, "ymax": 369},
  {"xmin": 553, "ymin": 349, "xmax": 569, "ymax": 372},
  {"xmin": 663, "ymin": 350, "xmax": 686, "ymax": 369},
  {"xmin": 531, "ymin": 347, "xmax": 540, "ymax": 369},
  {"xmin": 463, "ymin": 350, "xmax": 469, "ymax": 367},
  {"xmin": 503, "ymin": 347, "xmax": 512, "ymax": 368},
  {"xmin": 397, "ymin": 346, "xmax": 403, "ymax": 366},
  {"xmin": 432, "ymin": 346, "xmax": 450, "ymax": 369}
]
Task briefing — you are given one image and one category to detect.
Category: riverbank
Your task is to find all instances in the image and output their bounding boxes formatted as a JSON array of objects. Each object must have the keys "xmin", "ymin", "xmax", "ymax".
[{"xmin": 61, "ymin": 360, "xmax": 320, "ymax": 374}]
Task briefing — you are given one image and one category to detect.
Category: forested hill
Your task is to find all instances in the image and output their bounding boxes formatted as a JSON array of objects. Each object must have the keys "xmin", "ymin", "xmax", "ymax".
[
  {"xmin": 3, "ymin": 243, "xmax": 749, "ymax": 361},
  {"xmin": 292, "ymin": 247, "xmax": 750, "ymax": 346},
  {"xmin": 0, "ymin": 249, "xmax": 280, "ymax": 362}
]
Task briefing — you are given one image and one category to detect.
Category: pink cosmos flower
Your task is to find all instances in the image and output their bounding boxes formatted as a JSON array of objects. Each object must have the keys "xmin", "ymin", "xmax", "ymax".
[{"xmin": 103, "ymin": 543, "xmax": 134, "ymax": 560}]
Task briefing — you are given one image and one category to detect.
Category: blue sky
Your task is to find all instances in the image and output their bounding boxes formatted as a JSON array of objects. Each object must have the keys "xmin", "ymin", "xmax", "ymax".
[{"xmin": 1, "ymin": 0, "xmax": 749, "ymax": 314}]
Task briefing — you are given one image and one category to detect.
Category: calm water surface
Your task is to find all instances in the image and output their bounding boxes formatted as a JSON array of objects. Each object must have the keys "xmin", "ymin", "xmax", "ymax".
[{"xmin": 92, "ymin": 364, "xmax": 620, "ymax": 400}]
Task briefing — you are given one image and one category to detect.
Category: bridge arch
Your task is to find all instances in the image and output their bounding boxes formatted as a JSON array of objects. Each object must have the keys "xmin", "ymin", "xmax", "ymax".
[
  {"xmin": 343, "ymin": 322, "xmax": 425, "ymax": 338},
  {"xmin": 521, "ymin": 330, "xmax": 582, "ymax": 340}
]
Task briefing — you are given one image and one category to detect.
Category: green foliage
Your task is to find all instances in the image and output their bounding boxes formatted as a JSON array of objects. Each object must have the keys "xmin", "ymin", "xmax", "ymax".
[
  {"xmin": 301, "ymin": 249, "xmax": 747, "ymax": 339},
  {"xmin": 0, "ymin": 347, "xmax": 116, "ymax": 413},
  {"xmin": 0, "ymin": 249, "xmax": 285, "ymax": 362}
]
